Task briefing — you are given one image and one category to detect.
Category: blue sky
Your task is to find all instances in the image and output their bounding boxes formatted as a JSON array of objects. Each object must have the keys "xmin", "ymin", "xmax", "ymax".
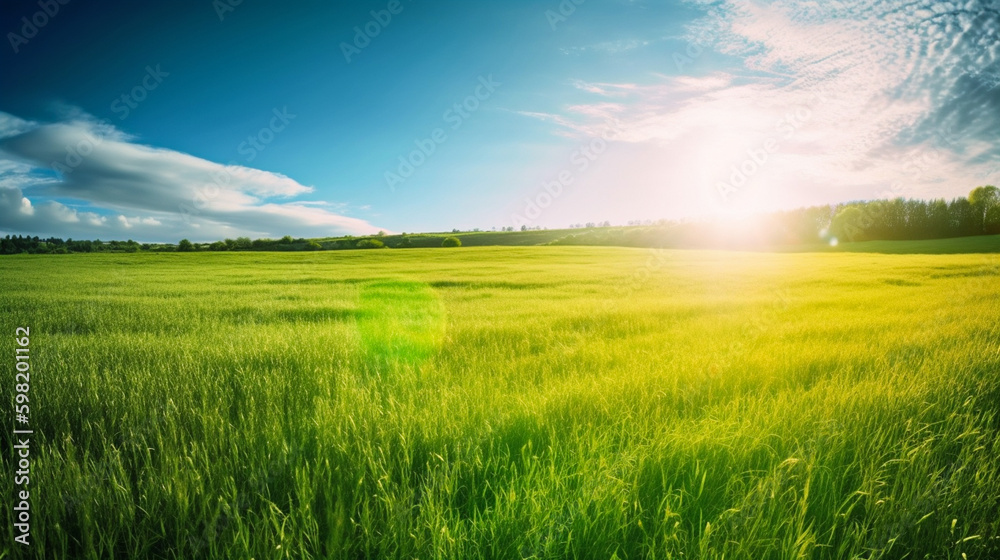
[{"xmin": 1, "ymin": 0, "xmax": 998, "ymax": 241}]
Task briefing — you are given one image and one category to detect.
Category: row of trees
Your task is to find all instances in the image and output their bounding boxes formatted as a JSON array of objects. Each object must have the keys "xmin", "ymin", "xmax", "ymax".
[
  {"xmin": 0, "ymin": 236, "xmax": 146, "ymax": 255},
  {"xmin": 3, "ymin": 187, "xmax": 996, "ymax": 254},
  {"xmin": 176, "ymin": 236, "xmax": 316, "ymax": 252},
  {"xmin": 175, "ymin": 234, "xmax": 462, "ymax": 252},
  {"xmin": 549, "ymin": 187, "xmax": 1000, "ymax": 249},
  {"xmin": 455, "ymin": 226, "xmax": 546, "ymax": 232},
  {"xmin": 0, "ymin": 234, "xmax": 327, "ymax": 255},
  {"xmin": 825, "ymin": 186, "xmax": 999, "ymax": 242}
]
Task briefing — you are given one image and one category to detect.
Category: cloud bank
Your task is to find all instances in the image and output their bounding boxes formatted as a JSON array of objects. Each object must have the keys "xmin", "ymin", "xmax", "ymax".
[{"xmin": 0, "ymin": 111, "xmax": 383, "ymax": 241}]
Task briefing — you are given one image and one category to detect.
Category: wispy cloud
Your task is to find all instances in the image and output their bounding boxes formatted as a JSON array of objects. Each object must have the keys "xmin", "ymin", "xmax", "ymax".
[
  {"xmin": 560, "ymin": 38, "xmax": 655, "ymax": 56},
  {"xmin": 0, "ymin": 111, "xmax": 385, "ymax": 240},
  {"xmin": 523, "ymin": 0, "xmax": 1000, "ymax": 211}
]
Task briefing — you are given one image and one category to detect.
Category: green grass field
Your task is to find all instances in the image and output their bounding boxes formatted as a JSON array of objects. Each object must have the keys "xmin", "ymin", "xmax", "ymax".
[{"xmin": 2, "ymin": 242, "xmax": 999, "ymax": 559}]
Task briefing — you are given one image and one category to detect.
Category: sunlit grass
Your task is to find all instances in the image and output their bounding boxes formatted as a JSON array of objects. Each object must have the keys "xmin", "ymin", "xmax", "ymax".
[{"xmin": 1, "ymin": 245, "xmax": 999, "ymax": 559}]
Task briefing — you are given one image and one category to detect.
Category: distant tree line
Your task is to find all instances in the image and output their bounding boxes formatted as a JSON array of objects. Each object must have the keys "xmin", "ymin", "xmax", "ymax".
[
  {"xmin": 0, "ymin": 236, "xmax": 146, "ymax": 255},
  {"xmin": 552, "ymin": 186, "xmax": 1000, "ymax": 249},
  {"xmin": 753, "ymin": 185, "xmax": 998, "ymax": 245},
  {"xmin": 3, "ymin": 187, "xmax": 996, "ymax": 255},
  {"xmin": 825, "ymin": 186, "xmax": 1000, "ymax": 242}
]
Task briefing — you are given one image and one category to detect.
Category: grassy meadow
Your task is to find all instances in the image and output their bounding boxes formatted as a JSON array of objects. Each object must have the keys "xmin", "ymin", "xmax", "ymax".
[{"xmin": 2, "ymin": 243, "xmax": 999, "ymax": 559}]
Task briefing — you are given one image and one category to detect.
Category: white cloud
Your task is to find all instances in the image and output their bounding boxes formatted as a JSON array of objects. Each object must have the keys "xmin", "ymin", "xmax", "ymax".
[
  {"xmin": 0, "ymin": 111, "xmax": 386, "ymax": 240},
  {"xmin": 0, "ymin": 113, "xmax": 36, "ymax": 139},
  {"xmin": 560, "ymin": 38, "xmax": 654, "ymax": 56}
]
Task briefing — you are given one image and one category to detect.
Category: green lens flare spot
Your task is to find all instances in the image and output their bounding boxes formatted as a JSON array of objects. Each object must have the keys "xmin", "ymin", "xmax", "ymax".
[{"xmin": 356, "ymin": 280, "xmax": 446, "ymax": 365}]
